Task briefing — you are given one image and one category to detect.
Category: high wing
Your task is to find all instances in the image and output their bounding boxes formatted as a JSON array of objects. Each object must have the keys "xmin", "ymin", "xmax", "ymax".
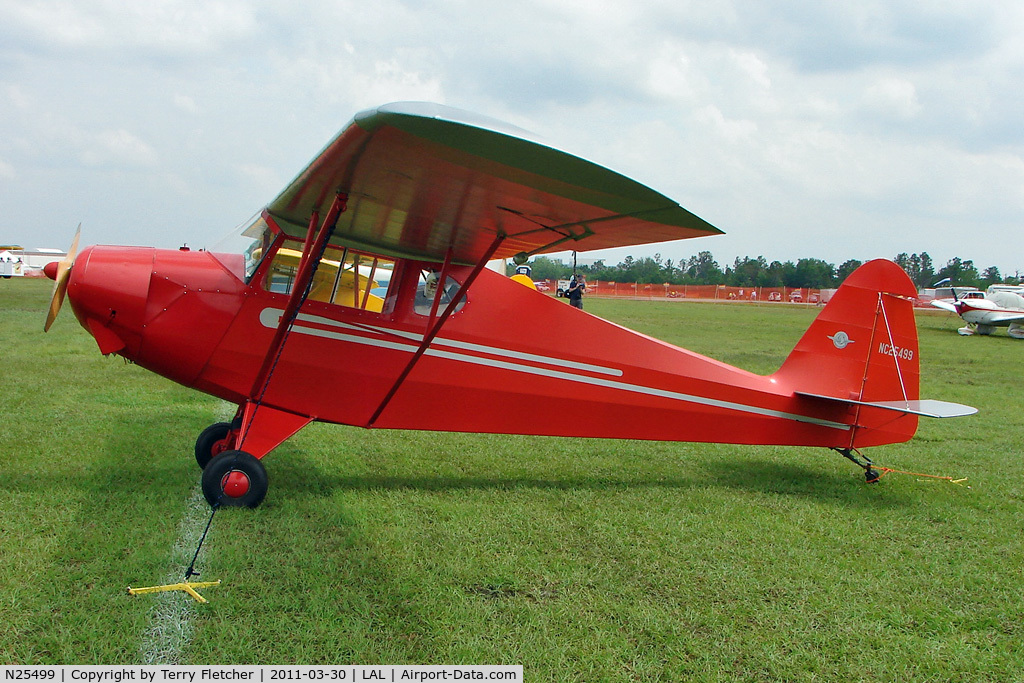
[{"xmin": 265, "ymin": 102, "xmax": 722, "ymax": 265}]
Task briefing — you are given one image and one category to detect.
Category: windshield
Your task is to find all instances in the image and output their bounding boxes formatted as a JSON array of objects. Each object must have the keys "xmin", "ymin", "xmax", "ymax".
[{"xmin": 209, "ymin": 213, "xmax": 275, "ymax": 281}]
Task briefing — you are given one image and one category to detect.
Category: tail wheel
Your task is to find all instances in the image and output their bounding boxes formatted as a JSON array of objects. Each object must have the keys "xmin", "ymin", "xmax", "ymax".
[
  {"xmin": 194, "ymin": 421, "xmax": 238, "ymax": 470},
  {"xmin": 202, "ymin": 450, "xmax": 268, "ymax": 508}
]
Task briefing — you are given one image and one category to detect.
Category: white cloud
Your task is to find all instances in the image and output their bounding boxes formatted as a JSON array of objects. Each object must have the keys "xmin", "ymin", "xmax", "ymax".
[
  {"xmin": 78, "ymin": 129, "xmax": 158, "ymax": 168},
  {"xmin": 0, "ymin": 0, "xmax": 1021, "ymax": 273},
  {"xmin": 173, "ymin": 94, "xmax": 200, "ymax": 115},
  {"xmin": 233, "ymin": 163, "xmax": 284, "ymax": 198},
  {"xmin": 732, "ymin": 50, "xmax": 772, "ymax": 91},
  {"xmin": 863, "ymin": 77, "xmax": 921, "ymax": 120},
  {"xmin": 645, "ymin": 44, "xmax": 700, "ymax": 102},
  {"xmin": 1, "ymin": 0, "xmax": 258, "ymax": 54},
  {"xmin": 695, "ymin": 105, "xmax": 759, "ymax": 145},
  {"xmin": 3, "ymin": 84, "xmax": 33, "ymax": 110}
]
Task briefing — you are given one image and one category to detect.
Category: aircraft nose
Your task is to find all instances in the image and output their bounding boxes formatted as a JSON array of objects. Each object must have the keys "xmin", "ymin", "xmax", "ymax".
[
  {"xmin": 43, "ymin": 261, "xmax": 59, "ymax": 280},
  {"xmin": 67, "ymin": 245, "xmax": 154, "ymax": 356}
]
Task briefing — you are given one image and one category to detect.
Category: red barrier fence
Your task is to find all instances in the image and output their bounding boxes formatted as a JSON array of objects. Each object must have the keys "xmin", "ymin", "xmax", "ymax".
[{"xmin": 537, "ymin": 280, "xmax": 828, "ymax": 304}]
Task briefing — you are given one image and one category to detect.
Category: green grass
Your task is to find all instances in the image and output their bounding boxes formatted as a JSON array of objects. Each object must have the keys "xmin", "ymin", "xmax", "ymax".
[{"xmin": 2, "ymin": 279, "xmax": 1023, "ymax": 679}]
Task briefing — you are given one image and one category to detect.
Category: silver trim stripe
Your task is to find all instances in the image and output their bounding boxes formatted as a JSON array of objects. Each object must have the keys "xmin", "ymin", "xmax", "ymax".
[
  {"xmin": 261, "ymin": 308, "xmax": 850, "ymax": 431},
  {"xmin": 294, "ymin": 311, "xmax": 623, "ymax": 377}
]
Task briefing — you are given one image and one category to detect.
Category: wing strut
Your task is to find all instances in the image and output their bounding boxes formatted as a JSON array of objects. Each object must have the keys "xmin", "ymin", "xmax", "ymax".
[
  {"xmin": 367, "ymin": 232, "xmax": 507, "ymax": 427},
  {"xmin": 236, "ymin": 193, "xmax": 349, "ymax": 454}
]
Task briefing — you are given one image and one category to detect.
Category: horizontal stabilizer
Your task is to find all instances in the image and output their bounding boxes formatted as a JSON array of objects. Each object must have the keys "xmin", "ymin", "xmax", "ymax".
[{"xmin": 796, "ymin": 391, "xmax": 978, "ymax": 418}]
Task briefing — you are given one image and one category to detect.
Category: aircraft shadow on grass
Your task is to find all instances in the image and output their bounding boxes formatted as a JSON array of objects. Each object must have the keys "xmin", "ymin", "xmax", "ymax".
[
  {"xmin": 263, "ymin": 449, "xmax": 915, "ymax": 512},
  {"xmin": 0, "ymin": 410, "xmax": 913, "ymax": 514},
  {"xmin": 701, "ymin": 458, "xmax": 917, "ymax": 509}
]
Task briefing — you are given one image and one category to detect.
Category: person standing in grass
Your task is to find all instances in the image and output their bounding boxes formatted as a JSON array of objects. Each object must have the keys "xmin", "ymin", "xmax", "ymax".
[{"xmin": 567, "ymin": 274, "xmax": 586, "ymax": 309}]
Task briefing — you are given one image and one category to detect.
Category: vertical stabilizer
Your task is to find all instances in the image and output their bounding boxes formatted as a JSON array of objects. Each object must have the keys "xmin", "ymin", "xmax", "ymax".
[{"xmin": 773, "ymin": 260, "xmax": 922, "ymax": 447}]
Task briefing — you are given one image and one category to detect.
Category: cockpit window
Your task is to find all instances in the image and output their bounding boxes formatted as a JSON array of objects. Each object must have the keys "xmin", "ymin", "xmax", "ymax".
[
  {"xmin": 264, "ymin": 241, "xmax": 396, "ymax": 314},
  {"xmin": 414, "ymin": 269, "xmax": 466, "ymax": 316}
]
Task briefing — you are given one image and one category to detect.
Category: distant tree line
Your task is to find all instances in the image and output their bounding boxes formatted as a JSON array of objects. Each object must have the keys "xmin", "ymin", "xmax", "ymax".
[{"xmin": 524, "ymin": 252, "xmax": 1019, "ymax": 290}]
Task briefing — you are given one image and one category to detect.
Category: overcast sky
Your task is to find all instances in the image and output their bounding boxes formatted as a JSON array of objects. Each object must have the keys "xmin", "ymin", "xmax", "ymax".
[{"xmin": 2, "ymin": 0, "xmax": 1022, "ymax": 276}]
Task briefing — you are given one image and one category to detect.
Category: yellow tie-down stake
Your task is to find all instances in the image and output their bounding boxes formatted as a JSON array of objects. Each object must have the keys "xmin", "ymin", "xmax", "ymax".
[{"xmin": 128, "ymin": 580, "xmax": 221, "ymax": 604}]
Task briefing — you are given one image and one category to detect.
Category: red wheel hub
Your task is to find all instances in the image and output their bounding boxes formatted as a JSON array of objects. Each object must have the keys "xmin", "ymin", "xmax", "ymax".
[{"xmin": 221, "ymin": 470, "xmax": 251, "ymax": 498}]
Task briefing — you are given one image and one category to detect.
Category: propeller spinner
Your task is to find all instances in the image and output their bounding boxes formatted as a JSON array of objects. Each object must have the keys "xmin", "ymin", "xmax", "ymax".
[{"xmin": 43, "ymin": 224, "xmax": 81, "ymax": 332}]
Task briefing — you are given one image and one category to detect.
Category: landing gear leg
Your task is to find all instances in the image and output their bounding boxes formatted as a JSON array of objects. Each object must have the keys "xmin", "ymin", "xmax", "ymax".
[
  {"xmin": 834, "ymin": 448, "xmax": 881, "ymax": 483},
  {"xmin": 194, "ymin": 417, "xmax": 242, "ymax": 470}
]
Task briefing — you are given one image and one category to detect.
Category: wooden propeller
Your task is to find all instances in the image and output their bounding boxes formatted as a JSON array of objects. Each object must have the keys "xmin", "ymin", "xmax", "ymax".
[{"xmin": 43, "ymin": 224, "xmax": 81, "ymax": 332}]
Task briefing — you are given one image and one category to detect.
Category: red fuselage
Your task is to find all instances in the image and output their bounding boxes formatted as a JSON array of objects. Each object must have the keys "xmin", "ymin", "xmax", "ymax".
[{"xmin": 64, "ymin": 240, "xmax": 923, "ymax": 457}]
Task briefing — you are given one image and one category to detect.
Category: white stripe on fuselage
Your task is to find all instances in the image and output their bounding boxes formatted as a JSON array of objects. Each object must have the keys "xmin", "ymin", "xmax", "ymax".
[{"xmin": 259, "ymin": 308, "xmax": 850, "ymax": 431}]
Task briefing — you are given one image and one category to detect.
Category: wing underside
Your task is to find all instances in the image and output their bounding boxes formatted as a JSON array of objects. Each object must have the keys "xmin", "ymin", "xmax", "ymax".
[{"xmin": 266, "ymin": 102, "xmax": 722, "ymax": 265}]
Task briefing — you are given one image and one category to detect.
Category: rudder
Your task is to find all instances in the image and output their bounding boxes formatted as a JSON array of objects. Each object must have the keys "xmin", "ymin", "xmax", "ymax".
[{"xmin": 773, "ymin": 259, "xmax": 921, "ymax": 447}]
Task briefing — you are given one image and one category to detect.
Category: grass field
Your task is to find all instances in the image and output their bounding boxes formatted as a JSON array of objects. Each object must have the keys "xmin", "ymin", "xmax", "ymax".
[{"xmin": 2, "ymin": 277, "xmax": 1022, "ymax": 679}]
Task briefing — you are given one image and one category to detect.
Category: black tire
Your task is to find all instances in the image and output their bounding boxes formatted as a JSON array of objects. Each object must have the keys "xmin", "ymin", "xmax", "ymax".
[
  {"xmin": 865, "ymin": 468, "xmax": 881, "ymax": 483},
  {"xmin": 202, "ymin": 450, "xmax": 268, "ymax": 508},
  {"xmin": 195, "ymin": 421, "xmax": 236, "ymax": 470}
]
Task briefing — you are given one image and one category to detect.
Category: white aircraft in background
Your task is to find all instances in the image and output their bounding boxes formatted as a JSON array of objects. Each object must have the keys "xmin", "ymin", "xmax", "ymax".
[{"xmin": 931, "ymin": 283, "xmax": 1024, "ymax": 338}]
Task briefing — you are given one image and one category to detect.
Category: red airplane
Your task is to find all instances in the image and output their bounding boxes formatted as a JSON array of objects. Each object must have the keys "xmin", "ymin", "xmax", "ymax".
[{"xmin": 44, "ymin": 102, "xmax": 975, "ymax": 508}]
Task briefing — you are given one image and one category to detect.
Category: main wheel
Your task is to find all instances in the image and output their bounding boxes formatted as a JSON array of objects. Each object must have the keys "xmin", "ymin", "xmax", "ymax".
[
  {"xmin": 865, "ymin": 468, "xmax": 881, "ymax": 483},
  {"xmin": 195, "ymin": 421, "xmax": 237, "ymax": 470},
  {"xmin": 202, "ymin": 450, "xmax": 268, "ymax": 508}
]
